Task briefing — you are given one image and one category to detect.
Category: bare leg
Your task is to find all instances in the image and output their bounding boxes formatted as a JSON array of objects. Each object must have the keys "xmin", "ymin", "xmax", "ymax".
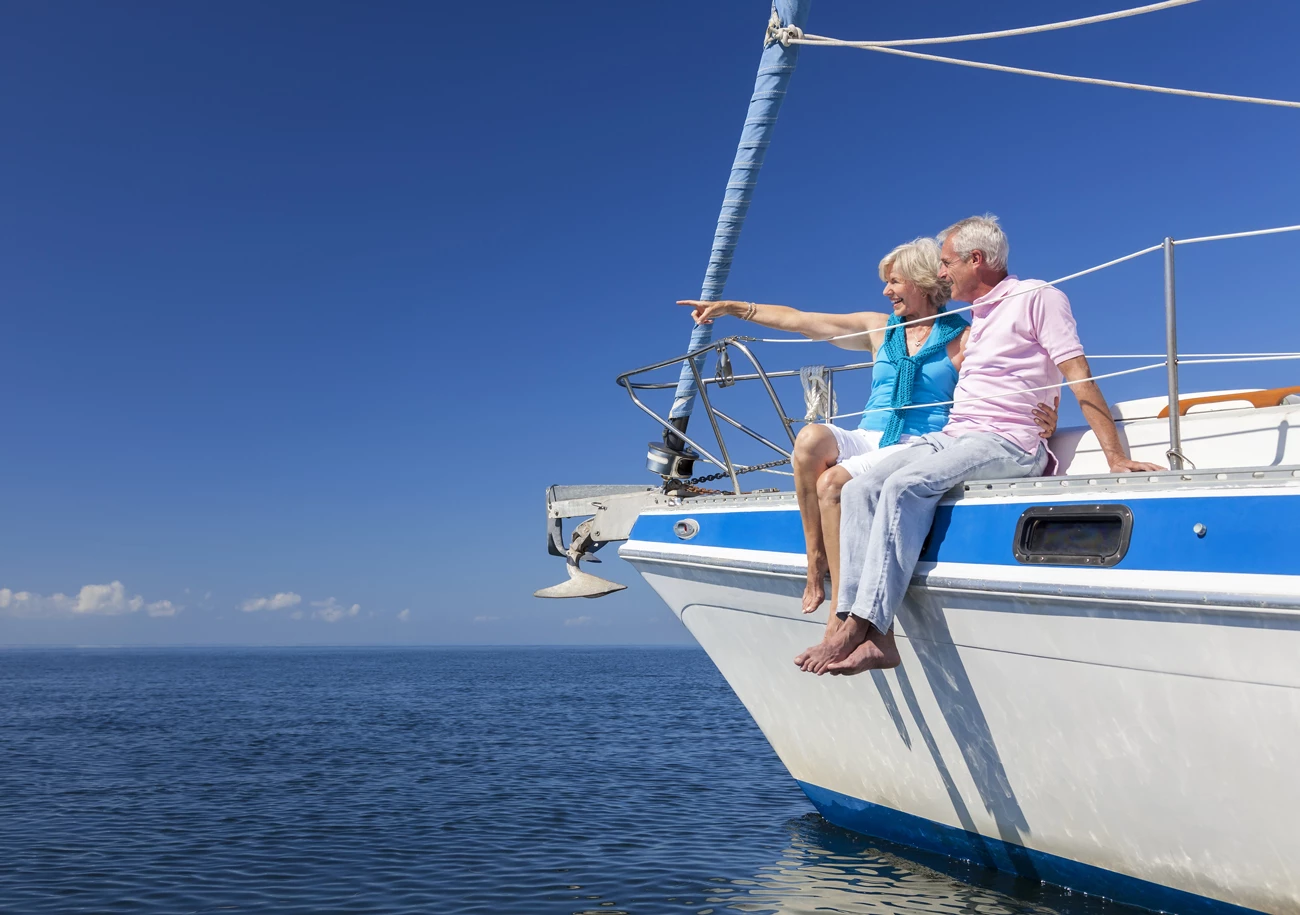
[
  {"xmin": 791, "ymin": 426, "xmax": 840, "ymax": 615},
  {"xmin": 815, "ymin": 465, "xmax": 852, "ymax": 637}
]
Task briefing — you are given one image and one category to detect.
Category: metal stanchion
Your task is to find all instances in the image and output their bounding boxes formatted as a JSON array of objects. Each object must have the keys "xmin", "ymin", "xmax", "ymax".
[{"xmin": 1164, "ymin": 237, "xmax": 1184, "ymax": 469}]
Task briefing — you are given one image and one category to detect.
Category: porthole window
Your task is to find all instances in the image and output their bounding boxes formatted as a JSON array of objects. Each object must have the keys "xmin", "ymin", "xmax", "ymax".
[{"xmin": 1013, "ymin": 504, "xmax": 1133, "ymax": 567}]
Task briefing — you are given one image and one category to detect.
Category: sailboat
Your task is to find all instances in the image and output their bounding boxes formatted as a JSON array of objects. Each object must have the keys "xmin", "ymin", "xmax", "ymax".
[{"xmin": 538, "ymin": 4, "xmax": 1300, "ymax": 913}]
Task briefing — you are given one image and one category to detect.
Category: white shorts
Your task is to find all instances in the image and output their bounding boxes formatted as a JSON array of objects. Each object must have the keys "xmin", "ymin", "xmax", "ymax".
[{"xmin": 825, "ymin": 425, "xmax": 921, "ymax": 478}]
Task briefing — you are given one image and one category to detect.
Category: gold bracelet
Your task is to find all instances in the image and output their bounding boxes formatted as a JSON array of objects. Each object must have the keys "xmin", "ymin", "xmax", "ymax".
[{"xmin": 744, "ymin": 302, "xmax": 757, "ymax": 321}]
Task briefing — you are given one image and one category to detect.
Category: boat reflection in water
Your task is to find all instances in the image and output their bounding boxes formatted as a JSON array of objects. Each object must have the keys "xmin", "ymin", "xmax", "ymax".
[{"xmin": 710, "ymin": 814, "xmax": 1145, "ymax": 915}]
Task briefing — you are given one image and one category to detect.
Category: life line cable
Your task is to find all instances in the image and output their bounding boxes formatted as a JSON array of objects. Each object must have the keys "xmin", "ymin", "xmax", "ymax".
[{"xmin": 765, "ymin": 1, "xmax": 1300, "ymax": 110}]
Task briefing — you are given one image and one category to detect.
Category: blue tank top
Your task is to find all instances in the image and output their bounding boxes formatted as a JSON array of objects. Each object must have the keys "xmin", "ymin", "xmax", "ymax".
[{"xmin": 859, "ymin": 327, "xmax": 960, "ymax": 435}]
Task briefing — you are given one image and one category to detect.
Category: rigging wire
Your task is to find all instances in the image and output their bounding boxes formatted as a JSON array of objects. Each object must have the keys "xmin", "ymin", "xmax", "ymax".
[
  {"xmin": 828, "ymin": 361, "xmax": 1169, "ymax": 421},
  {"xmin": 751, "ymin": 224, "xmax": 1300, "ymax": 346},
  {"xmin": 753, "ymin": 243, "xmax": 1164, "ymax": 343},
  {"xmin": 1091, "ymin": 352, "xmax": 1300, "ymax": 359},
  {"xmin": 792, "ymin": 0, "xmax": 1200, "ymax": 48},
  {"xmin": 794, "ymin": 43, "xmax": 1300, "ymax": 110},
  {"xmin": 1175, "ymin": 224, "xmax": 1300, "ymax": 245},
  {"xmin": 1180, "ymin": 354, "xmax": 1300, "ymax": 366},
  {"xmin": 766, "ymin": 1, "xmax": 1300, "ymax": 110},
  {"xmin": 827, "ymin": 354, "xmax": 1300, "ymax": 422}
]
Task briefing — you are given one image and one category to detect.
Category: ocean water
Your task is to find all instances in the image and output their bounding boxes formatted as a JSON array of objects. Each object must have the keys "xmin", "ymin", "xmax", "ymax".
[{"xmin": 0, "ymin": 647, "xmax": 1133, "ymax": 915}]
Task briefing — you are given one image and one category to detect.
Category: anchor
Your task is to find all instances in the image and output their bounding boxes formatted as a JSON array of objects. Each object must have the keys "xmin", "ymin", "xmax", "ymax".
[
  {"xmin": 533, "ymin": 518, "xmax": 626, "ymax": 599},
  {"xmin": 534, "ymin": 485, "xmax": 669, "ymax": 599}
]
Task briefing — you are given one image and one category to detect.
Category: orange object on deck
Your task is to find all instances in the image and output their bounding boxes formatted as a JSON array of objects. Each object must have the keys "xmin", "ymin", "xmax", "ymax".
[{"xmin": 1156, "ymin": 385, "xmax": 1300, "ymax": 418}]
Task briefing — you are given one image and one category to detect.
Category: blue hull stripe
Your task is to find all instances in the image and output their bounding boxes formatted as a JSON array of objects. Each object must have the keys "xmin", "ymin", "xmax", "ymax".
[
  {"xmin": 630, "ymin": 493, "xmax": 1300, "ymax": 575},
  {"xmin": 798, "ymin": 781, "xmax": 1264, "ymax": 915}
]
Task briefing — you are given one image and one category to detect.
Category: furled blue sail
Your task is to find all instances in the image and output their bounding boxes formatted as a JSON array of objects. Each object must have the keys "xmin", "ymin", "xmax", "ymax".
[{"xmin": 667, "ymin": 0, "xmax": 813, "ymax": 426}]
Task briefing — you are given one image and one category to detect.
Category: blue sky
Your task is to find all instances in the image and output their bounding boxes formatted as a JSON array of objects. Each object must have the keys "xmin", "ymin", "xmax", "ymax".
[{"xmin": 2, "ymin": 1, "xmax": 1298, "ymax": 646}]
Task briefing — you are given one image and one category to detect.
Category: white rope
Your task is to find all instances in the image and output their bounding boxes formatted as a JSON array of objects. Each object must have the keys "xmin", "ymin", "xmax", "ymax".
[
  {"xmin": 754, "ymin": 243, "xmax": 1163, "ymax": 344},
  {"xmin": 1174, "ymin": 224, "xmax": 1300, "ymax": 246},
  {"xmin": 828, "ymin": 361, "xmax": 1167, "ymax": 421},
  {"xmin": 790, "ymin": 1, "xmax": 1199, "ymax": 49},
  {"xmin": 803, "ymin": 43, "xmax": 1300, "ymax": 110},
  {"xmin": 1087, "ymin": 354, "xmax": 1174, "ymax": 359},
  {"xmin": 799, "ymin": 365, "xmax": 837, "ymax": 421},
  {"xmin": 1179, "ymin": 354, "xmax": 1300, "ymax": 366},
  {"xmin": 824, "ymin": 354, "xmax": 1299, "ymax": 422},
  {"xmin": 810, "ymin": 352, "xmax": 1300, "ymax": 363}
]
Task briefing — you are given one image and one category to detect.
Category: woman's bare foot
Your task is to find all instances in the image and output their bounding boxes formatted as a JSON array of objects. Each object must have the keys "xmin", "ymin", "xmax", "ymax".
[
  {"xmin": 801, "ymin": 561, "xmax": 827, "ymax": 614},
  {"xmin": 826, "ymin": 627, "xmax": 901, "ymax": 676},
  {"xmin": 794, "ymin": 614, "xmax": 869, "ymax": 675}
]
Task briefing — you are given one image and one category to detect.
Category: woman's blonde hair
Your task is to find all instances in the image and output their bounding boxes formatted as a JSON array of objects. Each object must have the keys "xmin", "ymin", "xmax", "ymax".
[{"xmin": 877, "ymin": 237, "xmax": 951, "ymax": 310}]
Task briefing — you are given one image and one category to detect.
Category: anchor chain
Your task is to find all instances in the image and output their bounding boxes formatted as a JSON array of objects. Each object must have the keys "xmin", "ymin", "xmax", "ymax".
[{"xmin": 685, "ymin": 456, "xmax": 792, "ymax": 487}]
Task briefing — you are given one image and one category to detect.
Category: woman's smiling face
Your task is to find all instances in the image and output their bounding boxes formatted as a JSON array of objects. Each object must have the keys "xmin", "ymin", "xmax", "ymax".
[{"xmin": 882, "ymin": 267, "xmax": 931, "ymax": 317}]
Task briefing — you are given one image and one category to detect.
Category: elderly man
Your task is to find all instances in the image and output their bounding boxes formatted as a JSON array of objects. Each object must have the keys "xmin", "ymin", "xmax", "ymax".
[{"xmin": 796, "ymin": 214, "xmax": 1161, "ymax": 676}]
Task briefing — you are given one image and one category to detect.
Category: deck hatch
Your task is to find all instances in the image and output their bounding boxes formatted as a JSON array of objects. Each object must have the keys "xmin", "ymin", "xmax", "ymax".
[{"xmin": 1013, "ymin": 504, "xmax": 1133, "ymax": 567}]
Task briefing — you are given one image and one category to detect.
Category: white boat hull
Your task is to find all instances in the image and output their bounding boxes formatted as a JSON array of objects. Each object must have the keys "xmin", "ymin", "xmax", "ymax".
[{"xmin": 620, "ymin": 477, "xmax": 1300, "ymax": 915}]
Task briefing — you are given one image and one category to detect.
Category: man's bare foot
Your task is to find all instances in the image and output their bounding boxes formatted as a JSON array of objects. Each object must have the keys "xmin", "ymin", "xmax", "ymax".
[
  {"xmin": 793, "ymin": 614, "xmax": 870, "ymax": 675},
  {"xmin": 801, "ymin": 562, "xmax": 828, "ymax": 614},
  {"xmin": 826, "ymin": 627, "xmax": 901, "ymax": 676},
  {"xmin": 793, "ymin": 610, "xmax": 840, "ymax": 669}
]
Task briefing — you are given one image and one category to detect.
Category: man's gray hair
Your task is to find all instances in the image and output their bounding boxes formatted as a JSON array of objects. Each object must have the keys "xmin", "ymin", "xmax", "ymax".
[{"xmin": 937, "ymin": 214, "xmax": 1009, "ymax": 272}]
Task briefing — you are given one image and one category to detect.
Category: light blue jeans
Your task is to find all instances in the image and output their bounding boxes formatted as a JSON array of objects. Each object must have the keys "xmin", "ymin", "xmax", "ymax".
[{"xmin": 837, "ymin": 432, "xmax": 1047, "ymax": 634}]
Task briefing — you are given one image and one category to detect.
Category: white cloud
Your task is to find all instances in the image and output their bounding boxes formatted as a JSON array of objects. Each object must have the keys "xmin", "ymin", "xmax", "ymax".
[
  {"xmin": 0, "ymin": 582, "xmax": 181, "ymax": 619},
  {"xmin": 397, "ymin": 608, "xmax": 411, "ymax": 622},
  {"xmin": 240, "ymin": 592, "xmax": 302, "ymax": 613},
  {"xmin": 76, "ymin": 581, "xmax": 143, "ymax": 615},
  {"xmin": 0, "ymin": 588, "xmax": 70, "ymax": 616},
  {"xmin": 237, "ymin": 593, "xmax": 361, "ymax": 623},
  {"xmin": 145, "ymin": 600, "xmax": 179, "ymax": 618},
  {"xmin": 564, "ymin": 615, "xmax": 593, "ymax": 627},
  {"xmin": 311, "ymin": 597, "xmax": 360, "ymax": 623}
]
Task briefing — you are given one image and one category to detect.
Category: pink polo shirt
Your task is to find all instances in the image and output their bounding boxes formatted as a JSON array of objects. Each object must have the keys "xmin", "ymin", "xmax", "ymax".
[{"xmin": 944, "ymin": 275, "xmax": 1085, "ymax": 457}]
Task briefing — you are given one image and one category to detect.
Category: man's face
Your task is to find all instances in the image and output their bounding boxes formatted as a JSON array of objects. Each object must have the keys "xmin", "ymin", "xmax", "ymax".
[{"xmin": 939, "ymin": 236, "xmax": 978, "ymax": 303}]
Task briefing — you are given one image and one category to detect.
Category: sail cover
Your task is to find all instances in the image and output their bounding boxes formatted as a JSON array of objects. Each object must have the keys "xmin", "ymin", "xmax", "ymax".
[{"xmin": 668, "ymin": 0, "xmax": 813, "ymax": 422}]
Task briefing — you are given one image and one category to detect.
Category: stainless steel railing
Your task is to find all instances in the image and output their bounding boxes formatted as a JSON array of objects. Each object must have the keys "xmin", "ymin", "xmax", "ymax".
[{"xmin": 616, "ymin": 338, "xmax": 874, "ymax": 493}]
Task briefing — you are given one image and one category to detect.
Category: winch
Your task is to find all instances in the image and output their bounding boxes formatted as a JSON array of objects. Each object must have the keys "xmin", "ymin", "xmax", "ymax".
[{"xmin": 645, "ymin": 438, "xmax": 696, "ymax": 480}]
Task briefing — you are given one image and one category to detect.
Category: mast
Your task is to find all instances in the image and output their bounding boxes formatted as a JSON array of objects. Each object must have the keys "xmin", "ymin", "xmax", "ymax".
[{"xmin": 660, "ymin": 0, "xmax": 813, "ymax": 465}]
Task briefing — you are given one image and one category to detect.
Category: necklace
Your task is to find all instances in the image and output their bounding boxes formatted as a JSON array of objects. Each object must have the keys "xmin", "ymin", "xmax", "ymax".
[{"xmin": 904, "ymin": 321, "xmax": 932, "ymax": 355}]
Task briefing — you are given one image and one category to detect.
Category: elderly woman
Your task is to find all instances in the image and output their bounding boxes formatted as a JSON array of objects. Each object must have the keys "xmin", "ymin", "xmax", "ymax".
[{"xmin": 680, "ymin": 237, "xmax": 1056, "ymax": 635}]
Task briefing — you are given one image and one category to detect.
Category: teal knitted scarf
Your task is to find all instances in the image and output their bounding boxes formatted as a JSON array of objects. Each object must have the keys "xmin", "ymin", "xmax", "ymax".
[{"xmin": 878, "ymin": 312, "xmax": 966, "ymax": 446}]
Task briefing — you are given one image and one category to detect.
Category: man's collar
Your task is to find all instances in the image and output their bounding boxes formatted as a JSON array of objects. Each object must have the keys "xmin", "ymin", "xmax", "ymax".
[{"xmin": 972, "ymin": 274, "xmax": 1020, "ymax": 309}]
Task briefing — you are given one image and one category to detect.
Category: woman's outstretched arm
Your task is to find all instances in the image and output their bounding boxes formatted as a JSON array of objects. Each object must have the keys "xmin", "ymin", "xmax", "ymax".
[{"xmin": 676, "ymin": 300, "xmax": 887, "ymax": 352}]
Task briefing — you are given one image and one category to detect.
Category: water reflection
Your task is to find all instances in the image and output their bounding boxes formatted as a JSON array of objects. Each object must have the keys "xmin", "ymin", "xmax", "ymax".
[{"xmin": 695, "ymin": 814, "xmax": 1137, "ymax": 915}]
